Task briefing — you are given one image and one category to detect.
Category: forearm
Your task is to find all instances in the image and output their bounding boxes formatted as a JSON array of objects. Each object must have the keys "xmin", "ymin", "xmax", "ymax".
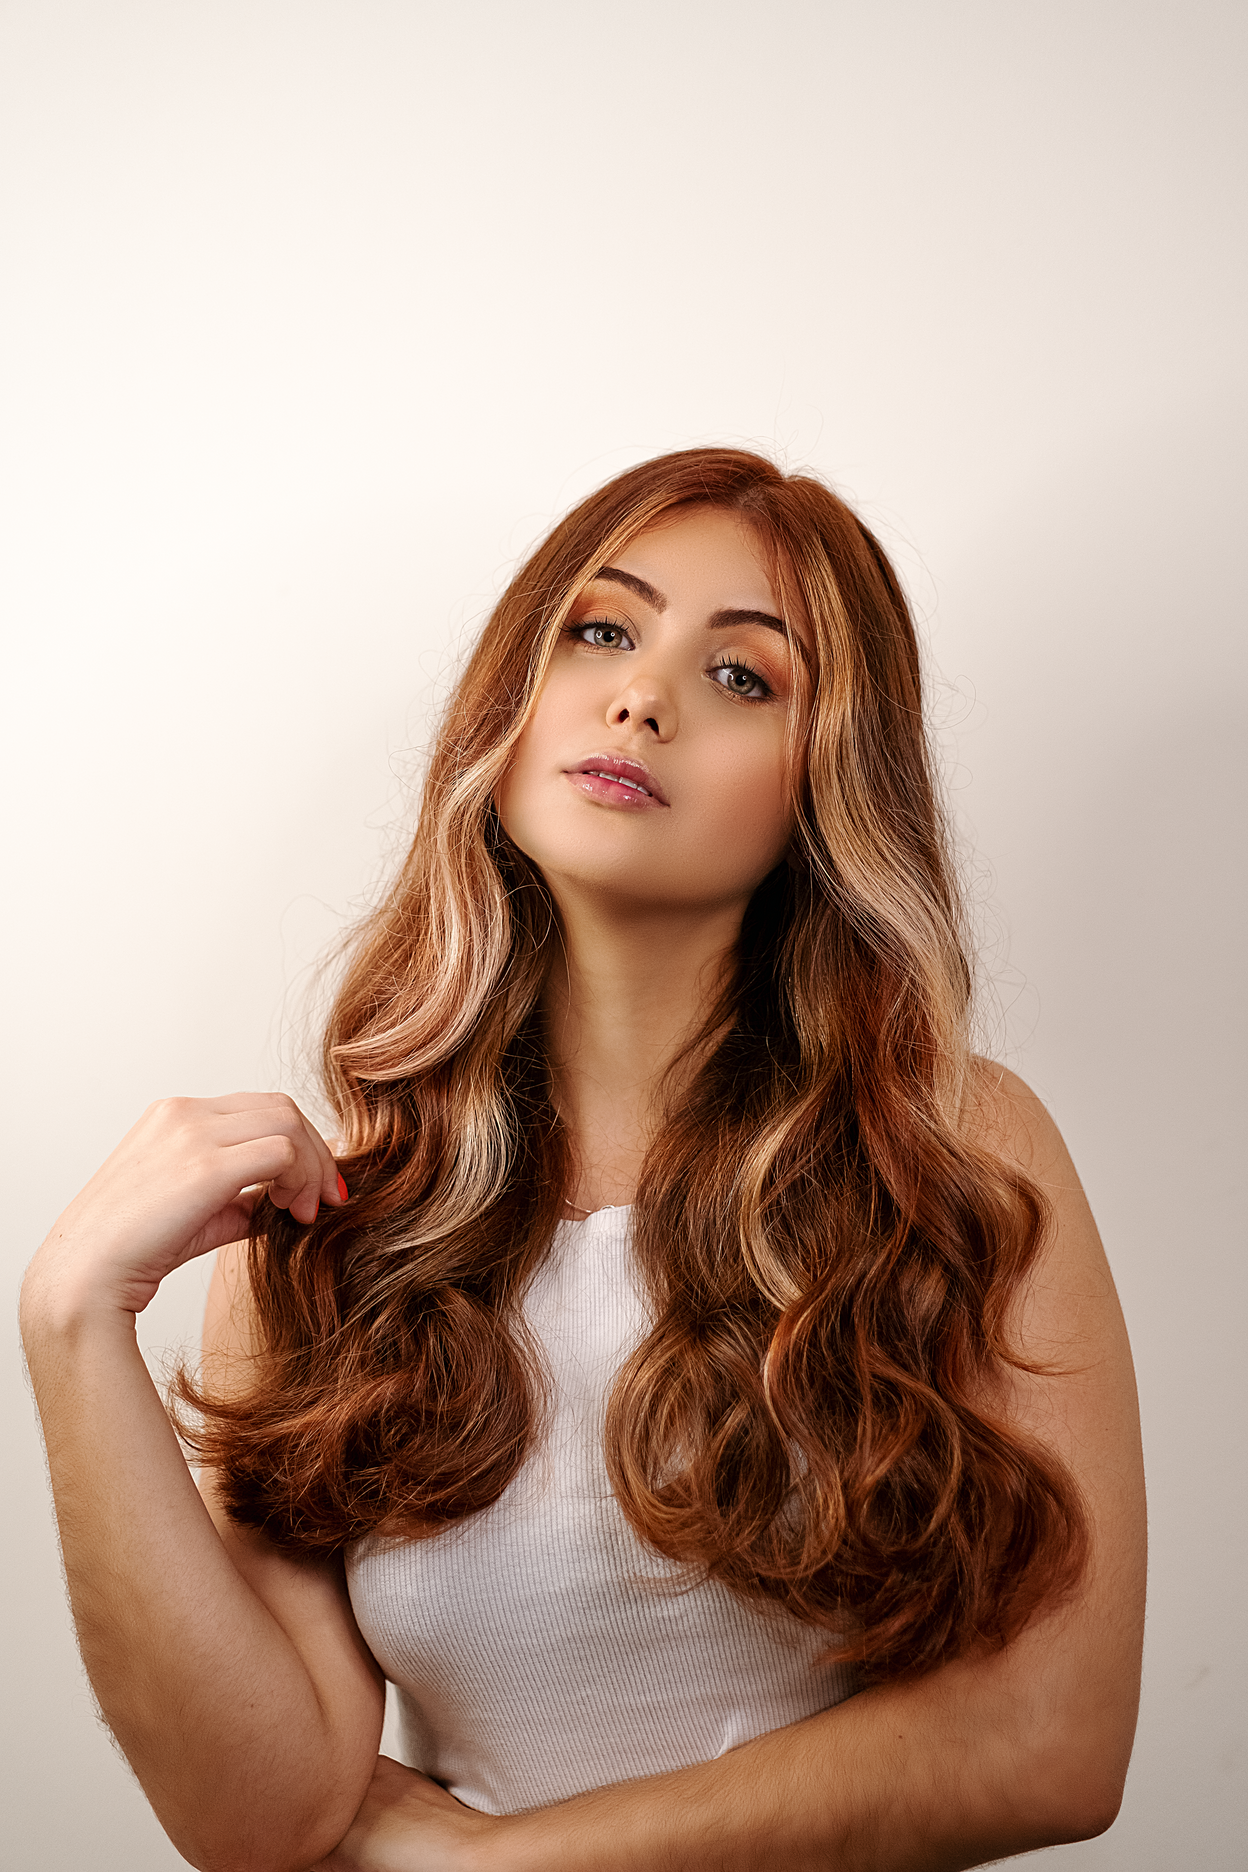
[
  {"xmin": 492, "ymin": 1645, "xmax": 1125, "ymax": 1872},
  {"xmin": 22, "ymin": 1287, "xmax": 374, "ymax": 1872}
]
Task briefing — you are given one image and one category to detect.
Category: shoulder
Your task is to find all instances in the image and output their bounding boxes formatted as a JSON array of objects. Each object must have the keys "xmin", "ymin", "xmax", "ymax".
[
  {"xmin": 959, "ymin": 1061, "xmax": 1138, "ymax": 1461},
  {"xmin": 961, "ymin": 1057, "xmax": 1072, "ymax": 1186},
  {"xmin": 960, "ymin": 1059, "xmax": 1107, "ymax": 1316},
  {"xmin": 202, "ymin": 1238, "xmax": 261, "ymax": 1393}
]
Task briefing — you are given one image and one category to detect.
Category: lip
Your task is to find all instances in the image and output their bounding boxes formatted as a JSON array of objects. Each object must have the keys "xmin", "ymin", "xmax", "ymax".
[{"xmin": 564, "ymin": 753, "xmax": 670, "ymax": 809}]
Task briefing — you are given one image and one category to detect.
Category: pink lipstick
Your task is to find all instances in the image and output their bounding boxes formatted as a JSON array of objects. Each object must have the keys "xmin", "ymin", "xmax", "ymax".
[{"xmin": 565, "ymin": 753, "xmax": 669, "ymax": 809}]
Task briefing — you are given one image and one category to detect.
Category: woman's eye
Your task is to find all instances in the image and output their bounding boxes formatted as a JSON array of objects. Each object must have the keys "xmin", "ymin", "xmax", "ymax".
[
  {"xmin": 711, "ymin": 660, "xmax": 770, "ymax": 700},
  {"xmin": 571, "ymin": 619, "xmax": 633, "ymax": 650}
]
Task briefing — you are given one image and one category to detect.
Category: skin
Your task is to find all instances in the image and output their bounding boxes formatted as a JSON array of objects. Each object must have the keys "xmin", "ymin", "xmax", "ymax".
[
  {"xmin": 496, "ymin": 506, "xmax": 800, "ymax": 1209},
  {"xmin": 19, "ymin": 507, "xmax": 1146, "ymax": 1872}
]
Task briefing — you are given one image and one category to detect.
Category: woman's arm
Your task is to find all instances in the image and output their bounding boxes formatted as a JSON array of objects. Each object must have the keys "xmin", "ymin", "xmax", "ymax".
[
  {"xmin": 20, "ymin": 1095, "xmax": 386, "ymax": 1872},
  {"xmin": 328, "ymin": 1066, "xmax": 1145, "ymax": 1872}
]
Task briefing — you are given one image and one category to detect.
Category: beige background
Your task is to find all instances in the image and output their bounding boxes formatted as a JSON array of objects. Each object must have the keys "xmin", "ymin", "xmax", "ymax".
[{"xmin": 3, "ymin": 2, "xmax": 1244, "ymax": 1865}]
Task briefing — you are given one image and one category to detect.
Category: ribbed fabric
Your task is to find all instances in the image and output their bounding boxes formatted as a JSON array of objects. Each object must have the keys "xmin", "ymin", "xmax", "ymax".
[{"xmin": 346, "ymin": 1206, "xmax": 856, "ymax": 1815}]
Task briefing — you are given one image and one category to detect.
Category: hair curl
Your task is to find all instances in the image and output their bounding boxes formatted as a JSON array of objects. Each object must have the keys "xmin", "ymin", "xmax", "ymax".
[{"xmin": 176, "ymin": 447, "xmax": 1085, "ymax": 1683}]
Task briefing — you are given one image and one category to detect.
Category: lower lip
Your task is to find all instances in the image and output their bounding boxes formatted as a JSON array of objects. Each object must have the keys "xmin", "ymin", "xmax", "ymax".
[{"xmin": 565, "ymin": 770, "xmax": 666, "ymax": 810}]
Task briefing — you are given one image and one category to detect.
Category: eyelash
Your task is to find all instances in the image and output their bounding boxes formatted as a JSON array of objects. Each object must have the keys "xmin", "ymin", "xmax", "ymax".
[
  {"xmin": 566, "ymin": 619, "xmax": 773, "ymax": 702},
  {"xmin": 709, "ymin": 655, "xmax": 771, "ymax": 701}
]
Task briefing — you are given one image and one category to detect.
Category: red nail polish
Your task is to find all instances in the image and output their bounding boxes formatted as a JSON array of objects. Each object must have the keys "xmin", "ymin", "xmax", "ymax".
[{"xmin": 337, "ymin": 1174, "xmax": 349, "ymax": 1202}]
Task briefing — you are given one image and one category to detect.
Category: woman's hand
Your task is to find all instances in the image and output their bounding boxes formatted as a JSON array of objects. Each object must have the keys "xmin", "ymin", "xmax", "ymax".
[
  {"xmin": 317, "ymin": 1755, "xmax": 507, "ymax": 1872},
  {"xmin": 21, "ymin": 1091, "xmax": 346, "ymax": 1325}
]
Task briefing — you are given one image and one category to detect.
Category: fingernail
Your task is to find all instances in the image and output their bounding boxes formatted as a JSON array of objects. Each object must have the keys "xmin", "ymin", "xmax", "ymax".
[{"xmin": 337, "ymin": 1174, "xmax": 349, "ymax": 1202}]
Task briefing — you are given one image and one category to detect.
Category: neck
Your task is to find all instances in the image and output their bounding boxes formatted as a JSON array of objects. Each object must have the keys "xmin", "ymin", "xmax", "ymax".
[{"xmin": 543, "ymin": 889, "xmax": 744, "ymax": 1213}]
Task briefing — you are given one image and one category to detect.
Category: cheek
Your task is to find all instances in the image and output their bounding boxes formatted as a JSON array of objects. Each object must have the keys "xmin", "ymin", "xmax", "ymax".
[
  {"xmin": 494, "ymin": 732, "xmax": 539, "ymax": 850},
  {"xmin": 689, "ymin": 729, "xmax": 791, "ymax": 866},
  {"xmin": 505, "ymin": 671, "xmax": 572, "ymax": 776},
  {"xmin": 494, "ymin": 683, "xmax": 566, "ymax": 847}
]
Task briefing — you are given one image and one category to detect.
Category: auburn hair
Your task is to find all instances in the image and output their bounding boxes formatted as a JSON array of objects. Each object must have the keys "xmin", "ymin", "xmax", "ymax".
[{"xmin": 177, "ymin": 447, "xmax": 1086, "ymax": 1682}]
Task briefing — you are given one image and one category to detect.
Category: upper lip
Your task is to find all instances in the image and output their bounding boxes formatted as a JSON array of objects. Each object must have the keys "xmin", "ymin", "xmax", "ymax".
[{"xmin": 566, "ymin": 753, "xmax": 670, "ymax": 806}]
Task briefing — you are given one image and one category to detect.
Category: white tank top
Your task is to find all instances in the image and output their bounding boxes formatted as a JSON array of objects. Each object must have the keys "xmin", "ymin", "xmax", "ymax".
[{"xmin": 346, "ymin": 1206, "xmax": 856, "ymax": 1815}]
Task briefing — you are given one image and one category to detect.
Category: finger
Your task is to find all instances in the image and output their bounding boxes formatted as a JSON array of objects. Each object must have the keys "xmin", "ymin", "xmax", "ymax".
[
  {"xmin": 239, "ymin": 1127, "xmax": 341, "ymax": 1227},
  {"xmin": 245, "ymin": 1099, "xmax": 345, "ymax": 1207},
  {"xmin": 292, "ymin": 1107, "xmax": 350, "ymax": 1210},
  {"xmin": 200, "ymin": 1091, "xmax": 320, "ymax": 1117},
  {"xmin": 217, "ymin": 1135, "xmax": 319, "ymax": 1222},
  {"xmin": 201, "ymin": 1102, "xmax": 347, "ymax": 1216},
  {"xmin": 260, "ymin": 1141, "xmax": 329, "ymax": 1226}
]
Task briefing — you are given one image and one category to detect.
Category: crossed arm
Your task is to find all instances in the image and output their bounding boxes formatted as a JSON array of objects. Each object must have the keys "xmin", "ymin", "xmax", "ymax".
[{"xmin": 20, "ymin": 1070, "xmax": 1145, "ymax": 1872}]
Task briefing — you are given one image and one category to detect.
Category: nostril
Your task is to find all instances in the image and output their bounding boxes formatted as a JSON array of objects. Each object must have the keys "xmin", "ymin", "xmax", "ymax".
[
  {"xmin": 616, "ymin": 707, "xmax": 630, "ymax": 722},
  {"xmin": 644, "ymin": 717, "xmax": 659, "ymax": 733}
]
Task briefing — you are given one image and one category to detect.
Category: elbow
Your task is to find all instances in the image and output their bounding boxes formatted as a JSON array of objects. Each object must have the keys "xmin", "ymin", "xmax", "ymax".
[
  {"xmin": 1016, "ymin": 1719, "xmax": 1134, "ymax": 1848},
  {"xmin": 175, "ymin": 1841, "xmax": 341, "ymax": 1872},
  {"xmin": 162, "ymin": 1802, "xmax": 355, "ymax": 1872},
  {"xmin": 1038, "ymin": 1772, "xmax": 1126, "ymax": 1847}
]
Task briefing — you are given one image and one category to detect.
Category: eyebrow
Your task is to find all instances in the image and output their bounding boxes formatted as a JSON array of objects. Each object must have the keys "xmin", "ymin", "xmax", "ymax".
[
  {"xmin": 592, "ymin": 567, "xmax": 665, "ymax": 609},
  {"xmin": 709, "ymin": 607, "xmax": 788, "ymax": 636},
  {"xmin": 591, "ymin": 567, "xmax": 787, "ymax": 635}
]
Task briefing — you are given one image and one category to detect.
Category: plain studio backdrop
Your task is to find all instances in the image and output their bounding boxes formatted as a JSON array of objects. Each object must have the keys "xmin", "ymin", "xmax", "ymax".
[{"xmin": 2, "ymin": 2, "xmax": 1244, "ymax": 1866}]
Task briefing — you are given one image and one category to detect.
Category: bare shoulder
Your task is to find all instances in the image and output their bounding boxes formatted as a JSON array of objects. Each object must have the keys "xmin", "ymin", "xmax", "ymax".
[
  {"xmin": 198, "ymin": 1241, "xmax": 270, "ymax": 1522},
  {"xmin": 201, "ymin": 1237, "xmax": 263, "ymax": 1397},
  {"xmin": 963, "ymin": 1057, "xmax": 1079, "ymax": 1186},
  {"xmin": 961, "ymin": 1061, "xmax": 1141, "ymax": 1496},
  {"xmin": 962, "ymin": 1058, "xmax": 1114, "ymax": 1324}
]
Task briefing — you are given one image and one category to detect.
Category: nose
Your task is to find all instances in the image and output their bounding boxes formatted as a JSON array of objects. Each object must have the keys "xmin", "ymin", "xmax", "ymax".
[{"xmin": 605, "ymin": 667, "xmax": 676, "ymax": 740}]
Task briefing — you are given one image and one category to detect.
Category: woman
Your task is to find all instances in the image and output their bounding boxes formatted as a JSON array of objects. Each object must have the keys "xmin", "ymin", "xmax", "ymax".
[{"xmin": 21, "ymin": 448, "xmax": 1145, "ymax": 1872}]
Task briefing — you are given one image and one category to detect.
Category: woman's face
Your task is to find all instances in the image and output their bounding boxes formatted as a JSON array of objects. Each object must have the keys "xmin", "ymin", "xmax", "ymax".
[{"xmin": 497, "ymin": 505, "xmax": 798, "ymax": 917}]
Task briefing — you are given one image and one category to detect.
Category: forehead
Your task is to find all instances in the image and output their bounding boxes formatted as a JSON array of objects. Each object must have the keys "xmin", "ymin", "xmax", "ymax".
[{"xmin": 608, "ymin": 506, "xmax": 778, "ymax": 604}]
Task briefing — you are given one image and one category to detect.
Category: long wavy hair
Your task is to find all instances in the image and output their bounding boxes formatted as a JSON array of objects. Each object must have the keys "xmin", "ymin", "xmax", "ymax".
[{"xmin": 178, "ymin": 447, "xmax": 1086, "ymax": 1682}]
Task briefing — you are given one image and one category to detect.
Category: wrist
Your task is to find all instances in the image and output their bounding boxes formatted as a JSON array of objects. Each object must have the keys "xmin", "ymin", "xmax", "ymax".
[
  {"xmin": 460, "ymin": 1822, "xmax": 520, "ymax": 1872},
  {"xmin": 481, "ymin": 1809, "xmax": 570, "ymax": 1872},
  {"xmin": 20, "ymin": 1249, "xmax": 139, "ymax": 1352}
]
